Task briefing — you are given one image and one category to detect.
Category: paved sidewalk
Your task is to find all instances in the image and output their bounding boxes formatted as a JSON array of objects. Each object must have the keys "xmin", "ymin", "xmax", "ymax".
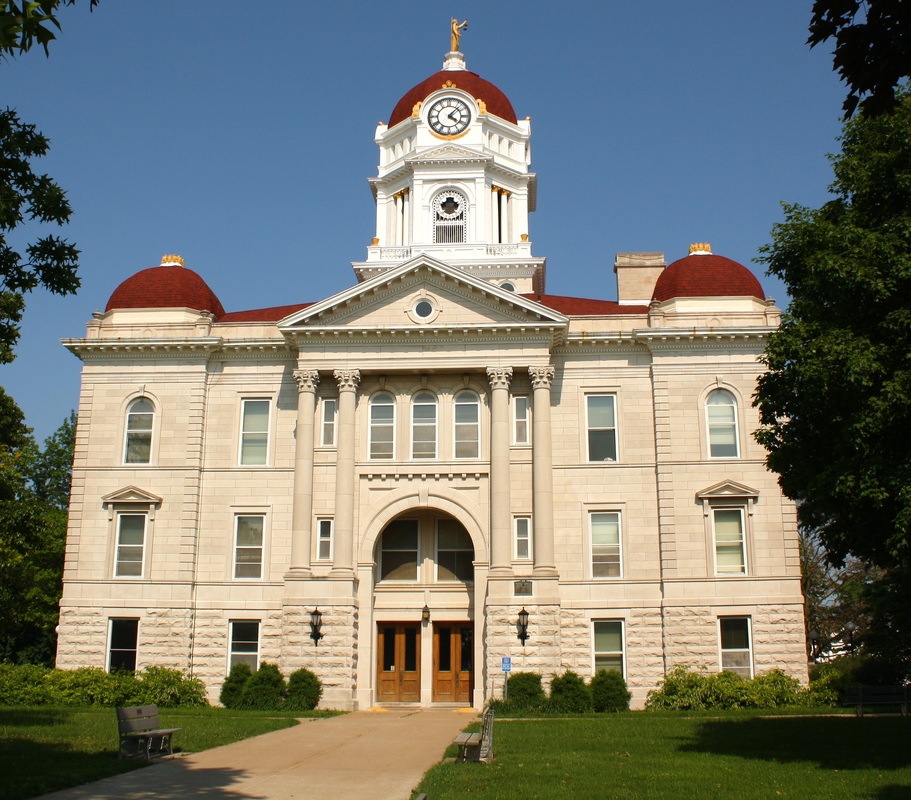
[{"xmin": 40, "ymin": 708, "xmax": 474, "ymax": 800}]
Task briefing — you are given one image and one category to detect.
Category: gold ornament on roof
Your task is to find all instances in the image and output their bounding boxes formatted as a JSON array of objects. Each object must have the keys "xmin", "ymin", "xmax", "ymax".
[
  {"xmin": 160, "ymin": 254, "xmax": 185, "ymax": 267},
  {"xmin": 442, "ymin": 80, "xmax": 457, "ymax": 89},
  {"xmin": 451, "ymin": 18, "xmax": 468, "ymax": 52},
  {"xmin": 477, "ymin": 98, "xmax": 487, "ymax": 114},
  {"xmin": 412, "ymin": 101, "xmax": 422, "ymax": 118},
  {"xmin": 689, "ymin": 243, "xmax": 712, "ymax": 254}
]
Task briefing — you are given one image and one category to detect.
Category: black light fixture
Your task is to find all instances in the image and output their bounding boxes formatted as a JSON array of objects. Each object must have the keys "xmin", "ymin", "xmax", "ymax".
[
  {"xmin": 309, "ymin": 608, "xmax": 324, "ymax": 646},
  {"xmin": 517, "ymin": 607, "xmax": 530, "ymax": 645},
  {"xmin": 844, "ymin": 620, "xmax": 856, "ymax": 653},
  {"xmin": 422, "ymin": 605, "xmax": 431, "ymax": 623},
  {"xmin": 807, "ymin": 629, "xmax": 819, "ymax": 661}
]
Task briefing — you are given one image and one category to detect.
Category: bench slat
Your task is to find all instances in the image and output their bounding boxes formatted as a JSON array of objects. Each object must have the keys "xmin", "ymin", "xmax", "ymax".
[{"xmin": 116, "ymin": 705, "xmax": 182, "ymax": 760}]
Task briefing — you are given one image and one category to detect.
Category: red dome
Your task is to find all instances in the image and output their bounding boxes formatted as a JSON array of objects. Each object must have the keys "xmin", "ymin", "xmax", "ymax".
[
  {"xmin": 389, "ymin": 70, "xmax": 517, "ymax": 128},
  {"xmin": 106, "ymin": 264, "xmax": 225, "ymax": 318},
  {"xmin": 652, "ymin": 253, "xmax": 764, "ymax": 302}
]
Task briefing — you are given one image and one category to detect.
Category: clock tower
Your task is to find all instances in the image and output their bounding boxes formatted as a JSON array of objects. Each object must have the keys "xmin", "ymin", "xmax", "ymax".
[{"xmin": 353, "ymin": 36, "xmax": 545, "ymax": 294}]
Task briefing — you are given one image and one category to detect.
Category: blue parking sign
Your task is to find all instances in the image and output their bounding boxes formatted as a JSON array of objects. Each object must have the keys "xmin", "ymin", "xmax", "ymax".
[{"xmin": 501, "ymin": 657, "xmax": 512, "ymax": 672}]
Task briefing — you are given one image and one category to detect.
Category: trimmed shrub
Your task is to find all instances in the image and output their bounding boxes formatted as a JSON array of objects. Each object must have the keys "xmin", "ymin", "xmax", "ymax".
[
  {"xmin": 43, "ymin": 667, "xmax": 140, "ymax": 707},
  {"xmin": 591, "ymin": 669, "xmax": 631, "ymax": 712},
  {"xmin": 746, "ymin": 669, "xmax": 804, "ymax": 708},
  {"xmin": 239, "ymin": 662, "xmax": 287, "ymax": 710},
  {"xmin": 138, "ymin": 666, "xmax": 207, "ymax": 707},
  {"xmin": 0, "ymin": 663, "xmax": 50, "ymax": 705},
  {"xmin": 220, "ymin": 663, "xmax": 253, "ymax": 709},
  {"xmin": 548, "ymin": 670, "xmax": 592, "ymax": 713},
  {"xmin": 286, "ymin": 668, "xmax": 322, "ymax": 711},
  {"xmin": 506, "ymin": 672, "xmax": 546, "ymax": 710},
  {"xmin": 646, "ymin": 666, "xmax": 812, "ymax": 710}
]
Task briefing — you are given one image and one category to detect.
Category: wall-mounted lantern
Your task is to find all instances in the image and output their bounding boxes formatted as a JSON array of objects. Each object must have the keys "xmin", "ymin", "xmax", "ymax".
[
  {"xmin": 517, "ymin": 607, "xmax": 530, "ymax": 645},
  {"xmin": 309, "ymin": 608, "xmax": 324, "ymax": 646},
  {"xmin": 422, "ymin": 605, "xmax": 431, "ymax": 623}
]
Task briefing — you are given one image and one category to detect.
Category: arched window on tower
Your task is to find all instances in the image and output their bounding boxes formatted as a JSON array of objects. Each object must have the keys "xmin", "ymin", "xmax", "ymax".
[
  {"xmin": 124, "ymin": 397, "xmax": 154, "ymax": 464},
  {"xmin": 433, "ymin": 190, "xmax": 467, "ymax": 244},
  {"xmin": 705, "ymin": 389, "xmax": 740, "ymax": 458}
]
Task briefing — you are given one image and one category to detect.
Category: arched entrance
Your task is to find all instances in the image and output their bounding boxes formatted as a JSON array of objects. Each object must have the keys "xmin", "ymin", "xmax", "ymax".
[{"xmin": 373, "ymin": 510, "xmax": 475, "ymax": 704}]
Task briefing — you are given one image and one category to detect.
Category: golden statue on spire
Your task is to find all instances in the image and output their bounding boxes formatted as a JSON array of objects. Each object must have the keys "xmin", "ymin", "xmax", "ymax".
[{"xmin": 451, "ymin": 18, "xmax": 468, "ymax": 52}]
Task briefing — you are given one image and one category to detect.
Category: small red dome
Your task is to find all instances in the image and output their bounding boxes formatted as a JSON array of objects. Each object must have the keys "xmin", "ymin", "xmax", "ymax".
[
  {"xmin": 652, "ymin": 253, "xmax": 764, "ymax": 302},
  {"xmin": 106, "ymin": 264, "xmax": 225, "ymax": 318},
  {"xmin": 389, "ymin": 70, "xmax": 517, "ymax": 128}
]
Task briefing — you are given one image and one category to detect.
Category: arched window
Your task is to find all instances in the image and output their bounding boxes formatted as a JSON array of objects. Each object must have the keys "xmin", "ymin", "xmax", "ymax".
[
  {"xmin": 454, "ymin": 390, "xmax": 480, "ymax": 459},
  {"xmin": 433, "ymin": 190, "xmax": 467, "ymax": 244},
  {"xmin": 124, "ymin": 398, "xmax": 154, "ymax": 464},
  {"xmin": 706, "ymin": 389, "xmax": 739, "ymax": 458},
  {"xmin": 411, "ymin": 391, "xmax": 437, "ymax": 459},
  {"xmin": 369, "ymin": 392, "xmax": 396, "ymax": 459}
]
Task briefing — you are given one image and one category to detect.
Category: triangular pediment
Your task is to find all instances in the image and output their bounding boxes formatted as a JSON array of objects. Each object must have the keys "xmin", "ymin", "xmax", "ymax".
[
  {"xmin": 695, "ymin": 480, "xmax": 760, "ymax": 503},
  {"xmin": 406, "ymin": 142, "xmax": 491, "ymax": 165},
  {"xmin": 278, "ymin": 255, "xmax": 567, "ymax": 333},
  {"xmin": 102, "ymin": 486, "xmax": 163, "ymax": 506}
]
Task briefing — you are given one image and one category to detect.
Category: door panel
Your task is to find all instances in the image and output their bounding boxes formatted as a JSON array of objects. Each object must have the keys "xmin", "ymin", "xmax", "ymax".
[
  {"xmin": 376, "ymin": 623, "xmax": 421, "ymax": 703},
  {"xmin": 433, "ymin": 623, "xmax": 473, "ymax": 703}
]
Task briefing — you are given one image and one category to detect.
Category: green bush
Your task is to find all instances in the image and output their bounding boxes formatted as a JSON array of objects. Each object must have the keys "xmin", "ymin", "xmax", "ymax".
[
  {"xmin": 646, "ymin": 666, "xmax": 812, "ymax": 710},
  {"xmin": 747, "ymin": 669, "xmax": 804, "ymax": 708},
  {"xmin": 220, "ymin": 663, "xmax": 253, "ymax": 709},
  {"xmin": 138, "ymin": 666, "xmax": 207, "ymax": 707},
  {"xmin": 239, "ymin": 662, "xmax": 287, "ymax": 710},
  {"xmin": 43, "ymin": 667, "xmax": 140, "ymax": 707},
  {"xmin": 506, "ymin": 672, "xmax": 546, "ymax": 710},
  {"xmin": 0, "ymin": 663, "xmax": 50, "ymax": 705},
  {"xmin": 548, "ymin": 670, "xmax": 592, "ymax": 713},
  {"xmin": 591, "ymin": 669, "xmax": 631, "ymax": 712},
  {"xmin": 286, "ymin": 668, "xmax": 322, "ymax": 711}
]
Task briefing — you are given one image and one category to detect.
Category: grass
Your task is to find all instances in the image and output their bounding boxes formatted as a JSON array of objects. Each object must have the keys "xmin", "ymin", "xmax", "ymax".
[
  {"xmin": 0, "ymin": 706, "xmax": 335, "ymax": 800},
  {"xmin": 414, "ymin": 711, "xmax": 911, "ymax": 800}
]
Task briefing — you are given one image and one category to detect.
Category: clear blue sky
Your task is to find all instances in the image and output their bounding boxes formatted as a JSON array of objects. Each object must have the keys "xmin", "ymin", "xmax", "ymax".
[{"xmin": 2, "ymin": 1, "xmax": 846, "ymax": 441}]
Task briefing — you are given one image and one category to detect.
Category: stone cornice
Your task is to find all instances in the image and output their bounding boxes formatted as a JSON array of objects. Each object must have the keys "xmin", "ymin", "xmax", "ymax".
[
  {"xmin": 62, "ymin": 337, "xmax": 293, "ymax": 362},
  {"xmin": 283, "ymin": 324, "xmax": 565, "ymax": 348},
  {"xmin": 633, "ymin": 327, "xmax": 774, "ymax": 351}
]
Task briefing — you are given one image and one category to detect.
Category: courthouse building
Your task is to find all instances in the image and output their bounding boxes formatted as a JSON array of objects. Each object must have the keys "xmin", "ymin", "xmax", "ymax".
[{"xmin": 55, "ymin": 42, "xmax": 807, "ymax": 708}]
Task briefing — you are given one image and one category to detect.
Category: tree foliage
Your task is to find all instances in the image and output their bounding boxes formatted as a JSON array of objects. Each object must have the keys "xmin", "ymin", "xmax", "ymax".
[
  {"xmin": 755, "ymin": 92, "xmax": 911, "ymax": 572},
  {"xmin": 809, "ymin": 0, "xmax": 911, "ymax": 117},
  {"xmin": 0, "ymin": 1, "xmax": 98, "ymax": 58}
]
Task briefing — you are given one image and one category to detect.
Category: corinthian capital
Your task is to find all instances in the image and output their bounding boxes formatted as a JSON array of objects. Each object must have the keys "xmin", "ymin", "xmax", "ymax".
[
  {"xmin": 293, "ymin": 369, "xmax": 320, "ymax": 393},
  {"xmin": 528, "ymin": 365, "xmax": 555, "ymax": 390},
  {"xmin": 486, "ymin": 366, "xmax": 513, "ymax": 390},
  {"xmin": 333, "ymin": 369, "xmax": 361, "ymax": 392}
]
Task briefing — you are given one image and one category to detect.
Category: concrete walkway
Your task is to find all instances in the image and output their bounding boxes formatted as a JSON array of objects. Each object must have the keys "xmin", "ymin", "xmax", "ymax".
[{"xmin": 41, "ymin": 708, "xmax": 474, "ymax": 800}]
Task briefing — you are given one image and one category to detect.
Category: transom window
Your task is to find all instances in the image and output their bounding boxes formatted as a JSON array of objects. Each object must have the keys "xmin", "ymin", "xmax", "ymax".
[
  {"xmin": 437, "ymin": 519, "xmax": 473, "ymax": 582},
  {"xmin": 379, "ymin": 520, "xmax": 419, "ymax": 580},
  {"xmin": 370, "ymin": 392, "xmax": 396, "ymax": 459},
  {"xmin": 124, "ymin": 398, "xmax": 154, "ymax": 464},
  {"xmin": 454, "ymin": 390, "xmax": 480, "ymax": 459},
  {"xmin": 587, "ymin": 394, "xmax": 618, "ymax": 462},
  {"xmin": 591, "ymin": 511, "xmax": 622, "ymax": 578},
  {"xmin": 706, "ymin": 389, "xmax": 739, "ymax": 458},
  {"xmin": 411, "ymin": 391, "xmax": 437, "ymax": 459}
]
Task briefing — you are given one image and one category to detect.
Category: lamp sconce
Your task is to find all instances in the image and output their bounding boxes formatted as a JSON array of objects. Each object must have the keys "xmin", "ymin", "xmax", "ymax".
[
  {"xmin": 517, "ymin": 607, "xmax": 530, "ymax": 645},
  {"xmin": 422, "ymin": 605, "xmax": 431, "ymax": 623},
  {"xmin": 309, "ymin": 608, "xmax": 324, "ymax": 646}
]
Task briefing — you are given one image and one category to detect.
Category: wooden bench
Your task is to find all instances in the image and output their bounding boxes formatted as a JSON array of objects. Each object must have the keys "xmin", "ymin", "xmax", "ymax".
[
  {"xmin": 844, "ymin": 686, "xmax": 908, "ymax": 717},
  {"xmin": 454, "ymin": 707, "xmax": 494, "ymax": 763},
  {"xmin": 117, "ymin": 705, "xmax": 182, "ymax": 759}
]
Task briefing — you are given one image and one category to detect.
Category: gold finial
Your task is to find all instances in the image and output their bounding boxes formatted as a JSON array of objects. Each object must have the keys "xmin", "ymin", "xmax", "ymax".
[
  {"xmin": 450, "ymin": 18, "xmax": 468, "ymax": 52},
  {"xmin": 689, "ymin": 243, "xmax": 712, "ymax": 255},
  {"xmin": 412, "ymin": 101, "xmax": 422, "ymax": 118},
  {"xmin": 160, "ymin": 254, "xmax": 185, "ymax": 267},
  {"xmin": 477, "ymin": 98, "xmax": 487, "ymax": 114},
  {"xmin": 371, "ymin": 237, "xmax": 380, "ymax": 246},
  {"xmin": 442, "ymin": 80, "xmax": 457, "ymax": 89}
]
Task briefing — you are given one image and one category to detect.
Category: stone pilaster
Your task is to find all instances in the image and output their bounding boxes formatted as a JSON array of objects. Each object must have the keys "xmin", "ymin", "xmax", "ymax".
[
  {"xmin": 331, "ymin": 369, "xmax": 360, "ymax": 577},
  {"xmin": 287, "ymin": 369, "xmax": 319, "ymax": 578},
  {"xmin": 486, "ymin": 367, "xmax": 513, "ymax": 574},
  {"xmin": 529, "ymin": 366, "xmax": 558, "ymax": 577}
]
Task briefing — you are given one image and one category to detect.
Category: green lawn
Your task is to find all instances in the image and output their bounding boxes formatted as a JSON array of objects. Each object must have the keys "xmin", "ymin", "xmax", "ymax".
[
  {"xmin": 414, "ymin": 712, "xmax": 911, "ymax": 800},
  {"xmin": 0, "ymin": 706, "xmax": 326, "ymax": 800}
]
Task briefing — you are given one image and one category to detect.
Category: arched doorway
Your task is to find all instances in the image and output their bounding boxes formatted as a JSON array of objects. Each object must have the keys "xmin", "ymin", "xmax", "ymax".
[{"xmin": 373, "ymin": 510, "xmax": 475, "ymax": 704}]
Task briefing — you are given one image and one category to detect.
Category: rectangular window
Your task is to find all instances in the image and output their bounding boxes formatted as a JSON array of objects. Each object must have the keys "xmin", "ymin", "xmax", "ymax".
[
  {"xmin": 593, "ymin": 620, "xmax": 624, "ymax": 676},
  {"xmin": 587, "ymin": 394, "xmax": 617, "ymax": 462},
  {"xmin": 380, "ymin": 519, "xmax": 419, "ymax": 580},
  {"xmin": 108, "ymin": 618, "xmax": 139, "ymax": 672},
  {"xmin": 714, "ymin": 508, "xmax": 746, "ymax": 574},
  {"xmin": 115, "ymin": 513, "xmax": 146, "ymax": 577},
  {"xmin": 229, "ymin": 620, "xmax": 260, "ymax": 670},
  {"xmin": 321, "ymin": 398, "xmax": 337, "ymax": 447},
  {"xmin": 234, "ymin": 515, "xmax": 264, "ymax": 579},
  {"xmin": 240, "ymin": 399, "xmax": 270, "ymax": 465},
  {"xmin": 513, "ymin": 396, "xmax": 529, "ymax": 444},
  {"xmin": 454, "ymin": 392, "xmax": 480, "ymax": 459},
  {"xmin": 317, "ymin": 518, "xmax": 333, "ymax": 561},
  {"xmin": 720, "ymin": 617, "xmax": 752, "ymax": 677},
  {"xmin": 591, "ymin": 511, "xmax": 622, "ymax": 578},
  {"xmin": 514, "ymin": 516, "xmax": 532, "ymax": 560}
]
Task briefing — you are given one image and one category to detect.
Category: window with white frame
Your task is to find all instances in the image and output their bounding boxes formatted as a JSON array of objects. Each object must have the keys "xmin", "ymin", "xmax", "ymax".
[
  {"xmin": 513, "ymin": 395, "xmax": 529, "ymax": 444},
  {"xmin": 379, "ymin": 519, "xmax": 419, "ymax": 580},
  {"xmin": 321, "ymin": 398, "xmax": 337, "ymax": 447},
  {"xmin": 229, "ymin": 620, "xmax": 260, "ymax": 670},
  {"xmin": 317, "ymin": 518, "xmax": 333, "ymax": 561},
  {"xmin": 586, "ymin": 394, "xmax": 617, "ymax": 462},
  {"xmin": 706, "ymin": 389, "xmax": 739, "ymax": 458},
  {"xmin": 454, "ymin": 390, "xmax": 480, "ymax": 459},
  {"xmin": 719, "ymin": 617, "xmax": 752, "ymax": 677},
  {"xmin": 115, "ymin": 513, "xmax": 146, "ymax": 577},
  {"xmin": 108, "ymin": 618, "xmax": 139, "ymax": 672},
  {"xmin": 411, "ymin": 391, "xmax": 437, "ymax": 459},
  {"xmin": 591, "ymin": 511, "xmax": 622, "ymax": 578},
  {"xmin": 713, "ymin": 507, "xmax": 747, "ymax": 574},
  {"xmin": 124, "ymin": 397, "xmax": 154, "ymax": 464},
  {"xmin": 514, "ymin": 516, "xmax": 532, "ymax": 560},
  {"xmin": 593, "ymin": 620, "xmax": 624, "ymax": 676},
  {"xmin": 369, "ymin": 392, "xmax": 395, "ymax": 459},
  {"xmin": 239, "ymin": 399, "xmax": 270, "ymax": 465},
  {"xmin": 234, "ymin": 515, "xmax": 264, "ymax": 579},
  {"xmin": 437, "ymin": 519, "xmax": 474, "ymax": 582}
]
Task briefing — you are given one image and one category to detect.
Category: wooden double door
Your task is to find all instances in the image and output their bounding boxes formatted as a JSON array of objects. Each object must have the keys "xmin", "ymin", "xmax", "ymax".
[{"xmin": 375, "ymin": 622, "xmax": 473, "ymax": 704}]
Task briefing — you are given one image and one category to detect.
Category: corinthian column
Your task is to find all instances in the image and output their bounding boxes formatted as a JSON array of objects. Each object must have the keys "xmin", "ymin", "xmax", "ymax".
[
  {"xmin": 487, "ymin": 366, "xmax": 513, "ymax": 573},
  {"xmin": 529, "ymin": 365, "xmax": 558, "ymax": 576},
  {"xmin": 288, "ymin": 369, "xmax": 319, "ymax": 576},
  {"xmin": 332, "ymin": 369, "xmax": 360, "ymax": 576}
]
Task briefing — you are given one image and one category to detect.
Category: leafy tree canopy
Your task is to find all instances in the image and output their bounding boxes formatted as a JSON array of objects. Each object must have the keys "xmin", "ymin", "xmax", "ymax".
[
  {"xmin": 755, "ymin": 91, "xmax": 911, "ymax": 571},
  {"xmin": 0, "ymin": 1, "xmax": 98, "ymax": 58},
  {"xmin": 809, "ymin": 0, "xmax": 911, "ymax": 117}
]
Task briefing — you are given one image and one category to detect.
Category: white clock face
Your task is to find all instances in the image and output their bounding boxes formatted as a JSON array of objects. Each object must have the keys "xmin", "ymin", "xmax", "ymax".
[{"xmin": 428, "ymin": 97, "xmax": 472, "ymax": 136}]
